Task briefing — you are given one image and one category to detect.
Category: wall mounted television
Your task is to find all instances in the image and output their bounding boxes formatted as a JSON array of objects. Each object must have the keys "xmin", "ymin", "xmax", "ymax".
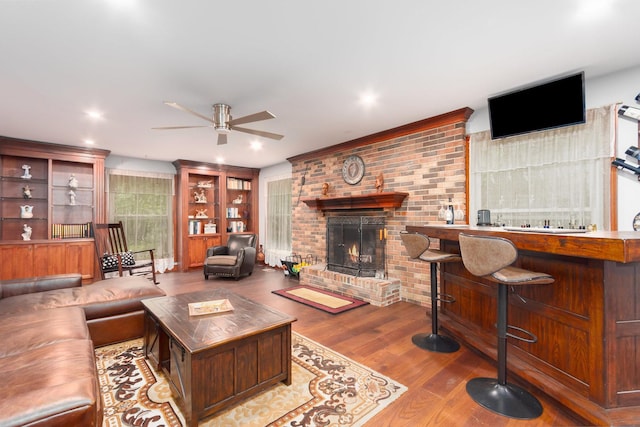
[{"xmin": 488, "ymin": 72, "xmax": 585, "ymax": 140}]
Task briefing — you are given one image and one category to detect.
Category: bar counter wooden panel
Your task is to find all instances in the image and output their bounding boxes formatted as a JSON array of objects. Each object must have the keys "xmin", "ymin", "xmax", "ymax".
[{"xmin": 405, "ymin": 225, "xmax": 640, "ymax": 426}]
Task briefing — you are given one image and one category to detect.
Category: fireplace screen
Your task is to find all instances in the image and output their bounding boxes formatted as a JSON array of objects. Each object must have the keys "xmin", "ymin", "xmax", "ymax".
[{"xmin": 326, "ymin": 216, "xmax": 386, "ymax": 277}]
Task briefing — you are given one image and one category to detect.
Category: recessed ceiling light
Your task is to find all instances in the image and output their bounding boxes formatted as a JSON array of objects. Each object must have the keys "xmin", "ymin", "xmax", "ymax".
[
  {"xmin": 83, "ymin": 139, "xmax": 95, "ymax": 145},
  {"xmin": 250, "ymin": 141, "xmax": 263, "ymax": 150},
  {"xmin": 86, "ymin": 110, "xmax": 103, "ymax": 120},
  {"xmin": 359, "ymin": 91, "xmax": 378, "ymax": 108},
  {"xmin": 216, "ymin": 156, "xmax": 225, "ymax": 164}
]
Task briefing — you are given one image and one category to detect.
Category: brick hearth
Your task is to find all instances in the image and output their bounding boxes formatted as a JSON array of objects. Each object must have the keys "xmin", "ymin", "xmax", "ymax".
[{"xmin": 300, "ymin": 264, "xmax": 401, "ymax": 307}]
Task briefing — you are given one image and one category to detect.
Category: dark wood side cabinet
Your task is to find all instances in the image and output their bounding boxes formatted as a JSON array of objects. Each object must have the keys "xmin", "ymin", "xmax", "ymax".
[
  {"xmin": 406, "ymin": 225, "xmax": 640, "ymax": 426},
  {"xmin": 0, "ymin": 137, "xmax": 109, "ymax": 281},
  {"xmin": 173, "ymin": 159, "xmax": 259, "ymax": 272}
]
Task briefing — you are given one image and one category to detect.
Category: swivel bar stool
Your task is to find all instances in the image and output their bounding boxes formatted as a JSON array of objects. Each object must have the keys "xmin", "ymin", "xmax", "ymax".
[
  {"xmin": 458, "ymin": 233, "xmax": 554, "ymax": 419},
  {"xmin": 400, "ymin": 231, "xmax": 461, "ymax": 353}
]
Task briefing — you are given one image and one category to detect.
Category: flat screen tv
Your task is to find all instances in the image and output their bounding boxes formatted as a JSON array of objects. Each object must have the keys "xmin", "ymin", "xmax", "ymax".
[{"xmin": 488, "ymin": 72, "xmax": 585, "ymax": 139}]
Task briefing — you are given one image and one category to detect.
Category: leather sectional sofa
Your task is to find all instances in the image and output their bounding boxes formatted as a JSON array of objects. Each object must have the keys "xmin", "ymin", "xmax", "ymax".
[{"xmin": 0, "ymin": 273, "xmax": 166, "ymax": 427}]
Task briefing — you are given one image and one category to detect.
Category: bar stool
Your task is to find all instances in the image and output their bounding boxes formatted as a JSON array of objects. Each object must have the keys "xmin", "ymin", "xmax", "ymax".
[
  {"xmin": 400, "ymin": 231, "xmax": 461, "ymax": 353},
  {"xmin": 458, "ymin": 233, "xmax": 554, "ymax": 420}
]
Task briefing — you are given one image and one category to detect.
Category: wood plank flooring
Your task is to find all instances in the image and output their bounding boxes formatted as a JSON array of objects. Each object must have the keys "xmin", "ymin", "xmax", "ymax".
[{"xmin": 155, "ymin": 267, "xmax": 586, "ymax": 426}]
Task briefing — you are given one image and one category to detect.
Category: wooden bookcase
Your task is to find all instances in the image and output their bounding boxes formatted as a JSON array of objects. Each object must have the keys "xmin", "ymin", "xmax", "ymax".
[
  {"xmin": 0, "ymin": 136, "xmax": 109, "ymax": 281},
  {"xmin": 173, "ymin": 159, "xmax": 259, "ymax": 271}
]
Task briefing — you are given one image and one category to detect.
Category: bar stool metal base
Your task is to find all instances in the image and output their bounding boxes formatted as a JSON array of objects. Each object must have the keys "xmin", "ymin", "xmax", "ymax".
[
  {"xmin": 412, "ymin": 332, "xmax": 460, "ymax": 353},
  {"xmin": 466, "ymin": 377, "xmax": 543, "ymax": 420}
]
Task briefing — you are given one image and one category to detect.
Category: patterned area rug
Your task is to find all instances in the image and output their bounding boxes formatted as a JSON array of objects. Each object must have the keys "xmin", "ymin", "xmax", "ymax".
[{"xmin": 96, "ymin": 332, "xmax": 406, "ymax": 426}]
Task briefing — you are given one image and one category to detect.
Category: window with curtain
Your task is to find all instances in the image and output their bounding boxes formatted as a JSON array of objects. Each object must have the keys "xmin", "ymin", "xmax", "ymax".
[
  {"xmin": 265, "ymin": 178, "xmax": 292, "ymax": 266},
  {"xmin": 107, "ymin": 170, "xmax": 174, "ymax": 273},
  {"xmin": 469, "ymin": 105, "xmax": 615, "ymax": 230}
]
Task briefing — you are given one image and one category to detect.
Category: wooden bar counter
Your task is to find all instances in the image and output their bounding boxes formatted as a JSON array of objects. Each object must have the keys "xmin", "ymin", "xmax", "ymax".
[{"xmin": 406, "ymin": 224, "xmax": 640, "ymax": 426}]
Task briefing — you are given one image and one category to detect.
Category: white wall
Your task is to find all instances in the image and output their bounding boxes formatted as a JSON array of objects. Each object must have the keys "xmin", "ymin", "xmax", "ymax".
[{"xmin": 467, "ymin": 65, "xmax": 640, "ymax": 230}]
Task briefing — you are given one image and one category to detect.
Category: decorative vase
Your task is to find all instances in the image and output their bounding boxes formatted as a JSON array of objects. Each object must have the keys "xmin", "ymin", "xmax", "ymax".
[{"xmin": 256, "ymin": 244, "xmax": 265, "ymax": 264}]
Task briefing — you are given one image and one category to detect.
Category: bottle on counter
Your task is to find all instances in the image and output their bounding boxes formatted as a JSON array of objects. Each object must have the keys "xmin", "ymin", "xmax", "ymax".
[{"xmin": 445, "ymin": 198, "xmax": 455, "ymax": 225}]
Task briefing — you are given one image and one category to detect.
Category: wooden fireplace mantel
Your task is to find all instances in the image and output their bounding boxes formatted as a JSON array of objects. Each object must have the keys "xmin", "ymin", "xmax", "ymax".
[{"xmin": 301, "ymin": 191, "xmax": 408, "ymax": 212}]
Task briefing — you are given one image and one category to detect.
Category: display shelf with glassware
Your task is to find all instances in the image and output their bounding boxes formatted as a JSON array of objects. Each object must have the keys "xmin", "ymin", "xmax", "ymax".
[
  {"xmin": 0, "ymin": 155, "xmax": 49, "ymax": 241},
  {"xmin": 173, "ymin": 159, "xmax": 259, "ymax": 271},
  {"xmin": 0, "ymin": 136, "xmax": 109, "ymax": 281}
]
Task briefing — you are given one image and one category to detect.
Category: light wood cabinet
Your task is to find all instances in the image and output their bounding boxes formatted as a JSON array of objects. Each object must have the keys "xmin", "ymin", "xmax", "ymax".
[
  {"xmin": 173, "ymin": 159, "xmax": 259, "ymax": 272},
  {"xmin": 0, "ymin": 136, "xmax": 109, "ymax": 281}
]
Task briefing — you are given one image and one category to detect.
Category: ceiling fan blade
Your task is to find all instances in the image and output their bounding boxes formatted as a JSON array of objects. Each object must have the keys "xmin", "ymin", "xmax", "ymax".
[
  {"xmin": 228, "ymin": 110, "xmax": 276, "ymax": 126},
  {"xmin": 152, "ymin": 125, "xmax": 211, "ymax": 130},
  {"xmin": 163, "ymin": 101, "xmax": 214, "ymax": 124},
  {"xmin": 233, "ymin": 126, "xmax": 284, "ymax": 141},
  {"xmin": 217, "ymin": 133, "xmax": 228, "ymax": 145}
]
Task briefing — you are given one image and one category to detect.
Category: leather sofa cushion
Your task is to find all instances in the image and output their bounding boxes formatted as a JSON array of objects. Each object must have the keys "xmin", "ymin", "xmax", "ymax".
[
  {"xmin": 0, "ymin": 275, "xmax": 165, "ymax": 320},
  {"xmin": 0, "ymin": 307, "xmax": 90, "ymax": 357},
  {"xmin": 0, "ymin": 339, "xmax": 101, "ymax": 427},
  {"xmin": 205, "ymin": 255, "xmax": 238, "ymax": 266},
  {"xmin": 0, "ymin": 273, "xmax": 81, "ymax": 299}
]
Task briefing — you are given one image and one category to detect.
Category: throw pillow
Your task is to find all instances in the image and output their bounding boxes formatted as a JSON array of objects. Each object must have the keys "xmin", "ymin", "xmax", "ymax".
[
  {"xmin": 119, "ymin": 251, "xmax": 136, "ymax": 266},
  {"xmin": 101, "ymin": 254, "xmax": 119, "ymax": 271}
]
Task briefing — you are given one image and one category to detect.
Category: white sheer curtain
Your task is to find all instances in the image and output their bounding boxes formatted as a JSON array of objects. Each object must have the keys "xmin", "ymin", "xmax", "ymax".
[
  {"xmin": 106, "ymin": 169, "xmax": 175, "ymax": 273},
  {"xmin": 469, "ymin": 105, "xmax": 616, "ymax": 230},
  {"xmin": 265, "ymin": 178, "xmax": 292, "ymax": 266}
]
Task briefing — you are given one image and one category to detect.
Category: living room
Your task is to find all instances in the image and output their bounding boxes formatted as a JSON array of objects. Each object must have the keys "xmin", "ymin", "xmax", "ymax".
[{"xmin": 2, "ymin": 2, "xmax": 640, "ymax": 426}]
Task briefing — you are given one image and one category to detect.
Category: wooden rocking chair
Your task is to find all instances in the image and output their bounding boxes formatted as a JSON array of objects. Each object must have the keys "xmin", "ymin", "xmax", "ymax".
[{"xmin": 93, "ymin": 221, "xmax": 158, "ymax": 284}]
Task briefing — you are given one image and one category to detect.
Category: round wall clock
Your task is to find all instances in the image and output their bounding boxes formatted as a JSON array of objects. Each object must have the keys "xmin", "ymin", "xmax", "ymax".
[
  {"xmin": 342, "ymin": 155, "xmax": 365, "ymax": 185},
  {"xmin": 634, "ymin": 212, "xmax": 640, "ymax": 231}
]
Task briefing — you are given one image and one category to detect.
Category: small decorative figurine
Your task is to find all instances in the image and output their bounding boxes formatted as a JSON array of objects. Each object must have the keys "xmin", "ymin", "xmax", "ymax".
[
  {"xmin": 195, "ymin": 208, "xmax": 208, "ymax": 218},
  {"xmin": 21, "ymin": 164, "xmax": 32, "ymax": 179},
  {"xmin": 232, "ymin": 194, "xmax": 243, "ymax": 204},
  {"xmin": 197, "ymin": 180, "xmax": 212, "ymax": 188},
  {"xmin": 22, "ymin": 185, "xmax": 32, "ymax": 199},
  {"xmin": 321, "ymin": 182, "xmax": 329, "ymax": 197},
  {"xmin": 69, "ymin": 189, "xmax": 76, "ymax": 205},
  {"xmin": 375, "ymin": 173, "xmax": 384, "ymax": 193},
  {"xmin": 194, "ymin": 189, "xmax": 207, "ymax": 203},
  {"xmin": 21, "ymin": 224, "xmax": 32, "ymax": 241},
  {"xmin": 20, "ymin": 205, "xmax": 34, "ymax": 219},
  {"xmin": 68, "ymin": 174, "xmax": 78, "ymax": 189}
]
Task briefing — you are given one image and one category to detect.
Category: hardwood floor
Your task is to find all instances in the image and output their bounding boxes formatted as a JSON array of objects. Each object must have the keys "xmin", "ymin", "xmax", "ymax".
[{"xmin": 156, "ymin": 267, "xmax": 586, "ymax": 426}]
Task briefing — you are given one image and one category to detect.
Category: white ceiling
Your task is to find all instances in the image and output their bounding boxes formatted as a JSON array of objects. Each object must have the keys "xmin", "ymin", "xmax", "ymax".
[{"xmin": 1, "ymin": 0, "xmax": 639, "ymax": 169}]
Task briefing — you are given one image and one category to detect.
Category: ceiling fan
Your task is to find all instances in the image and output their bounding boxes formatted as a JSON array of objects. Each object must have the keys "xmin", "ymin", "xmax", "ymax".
[{"xmin": 153, "ymin": 102, "xmax": 284, "ymax": 145}]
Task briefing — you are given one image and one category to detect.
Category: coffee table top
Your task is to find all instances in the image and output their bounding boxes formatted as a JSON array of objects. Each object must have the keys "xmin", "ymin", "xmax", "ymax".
[{"xmin": 142, "ymin": 289, "xmax": 297, "ymax": 353}]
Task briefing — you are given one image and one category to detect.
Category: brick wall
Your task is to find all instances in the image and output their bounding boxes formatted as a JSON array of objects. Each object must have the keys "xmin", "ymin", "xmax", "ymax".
[{"xmin": 289, "ymin": 108, "xmax": 472, "ymax": 307}]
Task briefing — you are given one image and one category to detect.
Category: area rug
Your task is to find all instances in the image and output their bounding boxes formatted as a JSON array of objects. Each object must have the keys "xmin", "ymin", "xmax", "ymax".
[
  {"xmin": 272, "ymin": 285, "xmax": 369, "ymax": 314},
  {"xmin": 96, "ymin": 332, "xmax": 406, "ymax": 427}
]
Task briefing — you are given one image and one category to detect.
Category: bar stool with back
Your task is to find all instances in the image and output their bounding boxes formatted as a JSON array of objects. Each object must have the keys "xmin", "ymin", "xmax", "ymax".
[
  {"xmin": 458, "ymin": 232, "xmax": 554, "ymax": 419},
  {"xmin": 400, "ymin": 231, "xmax": 461, "ymax": 353}
]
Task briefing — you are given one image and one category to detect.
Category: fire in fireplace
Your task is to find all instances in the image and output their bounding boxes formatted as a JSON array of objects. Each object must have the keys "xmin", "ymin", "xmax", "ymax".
[{"xmin": 326, "ymin": 216, "xmax": 386, "ymax": 277}]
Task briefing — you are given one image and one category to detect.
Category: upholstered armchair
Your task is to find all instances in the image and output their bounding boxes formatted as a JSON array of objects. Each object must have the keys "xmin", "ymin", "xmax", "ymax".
[{"xmin": 203, "ymin": 234, "xmax": 257, "ymax": 280}]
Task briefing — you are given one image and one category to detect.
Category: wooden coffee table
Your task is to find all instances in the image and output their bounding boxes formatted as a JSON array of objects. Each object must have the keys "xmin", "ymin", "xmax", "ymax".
[{"xmin": 142, "ymin": 289, "xmax": 297, "ymax": 427}]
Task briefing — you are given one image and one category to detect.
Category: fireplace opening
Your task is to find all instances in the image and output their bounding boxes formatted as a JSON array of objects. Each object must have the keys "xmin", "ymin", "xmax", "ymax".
[{"xmin": 326, "ymin": 216, "xmax": 386, "ymax": 277}]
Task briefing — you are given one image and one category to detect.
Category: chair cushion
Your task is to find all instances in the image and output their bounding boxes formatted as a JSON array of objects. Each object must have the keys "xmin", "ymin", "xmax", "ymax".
[
  {"xmin": 492, "ymin": 266, "xmax": 554, "ymax": 285},
  {"xmin": 101, "ymin": 252, "xmax": 135, "ymax": 270},
  {"xmin": 205, "ymin": 255, "xmax": 238, "ymax": 266}
]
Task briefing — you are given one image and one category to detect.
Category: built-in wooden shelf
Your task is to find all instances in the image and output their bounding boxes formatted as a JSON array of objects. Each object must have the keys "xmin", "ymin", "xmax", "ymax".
[{"xmin": 302, "ymin": 191, "xmax": 408, "ymax": 212}]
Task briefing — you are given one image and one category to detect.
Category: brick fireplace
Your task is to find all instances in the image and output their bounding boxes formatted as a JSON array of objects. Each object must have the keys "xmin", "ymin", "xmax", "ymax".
[{"xmin": 288, "ymin": 108, "xmax": 473, "ymax": 308}]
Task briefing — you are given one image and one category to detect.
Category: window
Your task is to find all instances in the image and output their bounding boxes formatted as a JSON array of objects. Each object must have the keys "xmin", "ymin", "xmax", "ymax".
[
  {"xmin": 469, "ymin": 105, "xmax": 615, "ymax": 230},
  {"xmin": 107, "ymin": 170, "xmax": 174, "ymax": 272},
  {"xmin": 265, "ymin": 178, "xmax": 292, "ymax": 266}
]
